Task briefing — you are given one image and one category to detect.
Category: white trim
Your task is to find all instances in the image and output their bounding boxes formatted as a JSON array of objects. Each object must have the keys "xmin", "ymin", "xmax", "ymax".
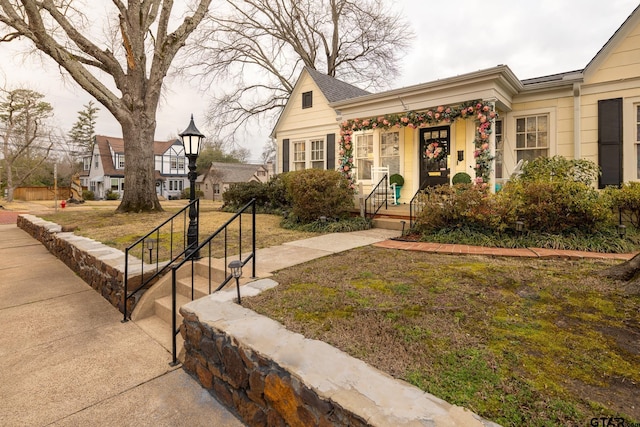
[
  {"xmin": 623, "ymin": 96, "xmax": 640, "ymax": 182},
  {"xmin": 505, "ymin": 107, "xmax": 557, "ymax": 169}
]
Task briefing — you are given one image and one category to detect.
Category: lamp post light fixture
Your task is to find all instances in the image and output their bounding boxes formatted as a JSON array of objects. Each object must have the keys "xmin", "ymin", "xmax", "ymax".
[
  {"xmin": 229, "ymin": 260, "xmax": 243, "ymax": 304},
  {"xmin": 179, "ymin": 114, "xmax": 205, "ymax": 259},
  {"xmin": 618, "ymin": 224, "xmax": 627, "ymax": 239},
  {"xmin": 145, "ymin": 238, "xmax": 155, "ymax": 264},
  {"xmin": 515, "ymin": 220, "xmax": 524, "ymax": 236}
]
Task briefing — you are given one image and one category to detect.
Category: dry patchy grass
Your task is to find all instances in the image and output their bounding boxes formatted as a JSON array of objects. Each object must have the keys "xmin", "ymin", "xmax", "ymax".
[
  {"xmin": 243, "ymin": 247, "xmax": 640, "ymax": 427},
  {"xmin": 38, "ymin": 200, "xmax": 318, "ymax": 255}
]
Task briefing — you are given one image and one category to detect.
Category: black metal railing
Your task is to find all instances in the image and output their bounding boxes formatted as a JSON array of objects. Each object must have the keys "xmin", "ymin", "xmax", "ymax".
[
  {"xmin": 364, "ymin": 174, "xmax": 388, "ymax": 219},
  {"xmin": 170, "ymin": 198, "xmax": 256, "ymax": 364},
  {"xmin": 122, "ymin": 199, "xmax": 198, "ymax": 322},
  {"xmin": 409, "ymin": 187, "xmax": 427, "ymax": 228}
]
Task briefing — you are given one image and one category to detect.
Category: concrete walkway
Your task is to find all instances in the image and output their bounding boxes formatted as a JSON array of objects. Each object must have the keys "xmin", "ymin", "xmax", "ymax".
[{"xmin": 0, "ymin": 223, "xmax": 244, "ymax": 427}]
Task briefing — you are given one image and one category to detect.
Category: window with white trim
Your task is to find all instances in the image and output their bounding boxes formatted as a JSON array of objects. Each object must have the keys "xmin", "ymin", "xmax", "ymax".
[
  {"xmin": 310, "ymin": 139, "xmax": 324, "ymax": 169},
  {"xmin": 636, "ymin": 105, "xmax": 640, "ymax": 179},
  {"xmin": 291, "ymin": 138, "xmax": 325, "ymax": 170},
  {"xmin": 380, "ymin": 131, "xmax": 400, "ymax": 176},
  {"xmin": 170, "ymin": 156, "xmax": 185, "ymax": 170},
  {"xmin": 293, "ymin": 141, "xmax": 306, "ymax": 171},
  {"xmin": 118, "ymin": 155, "xmax": 125, "ymax": 169},
  {"xmin": 515, "ymin": 115, "xmax": 548, "ymax": 163},
  {"xmin": 355, "ymin": 133, "xmax": 373, "ymax": 181},
  {"xmin": 495, "ymin": 120, "xmax": 503, "ymax": 179}
]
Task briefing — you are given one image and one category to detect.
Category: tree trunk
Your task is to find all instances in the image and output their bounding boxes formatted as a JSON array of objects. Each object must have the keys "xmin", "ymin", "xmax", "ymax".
[
  {"xmin": 600, "ymin": 252, "xmax": 640, "ymax": 281},
  {"xmin": 116, "ymin": 112, "xmax": 162, "ymax": 213}
]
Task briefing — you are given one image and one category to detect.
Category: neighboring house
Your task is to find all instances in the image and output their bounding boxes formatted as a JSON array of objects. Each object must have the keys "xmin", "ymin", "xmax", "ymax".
[
  {"xmin": 197, "ymin": 162, "xmax": 272, "ymax": 201},
  {"xmin": 85, "ymin": 135, "xmax": 189, "ymax": 200},
  {"xmin": 272, "ymin": 4, "xmax": 640, "ymax": 201}
]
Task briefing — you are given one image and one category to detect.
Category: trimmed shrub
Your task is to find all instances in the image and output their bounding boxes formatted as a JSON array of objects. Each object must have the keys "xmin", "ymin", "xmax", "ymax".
[
  {"xmin": 496, "ymin": 179, "xmax": 613, "ymax": 234},
  {"xmin": 415, "ymin": 184, "xmax": 497, "ymax": 232},
  {"xmin": 602, "ymin": 182, "xmax": 640, "ymax": 227},
  {"xmin": 389, "ymin": 174, "xmax": 404, "ymax": 187},
  {"xmin": 452, "ymin": 172, "xmax": 472, "ymax": 184},
  {"xmin": 105, "ymin": 190, "xmax": 119, "ymax": 200},
  {"xmin": 222, "ymin": 181, "xmax": 269, "ymax": 209},
  {"xmin": 286, "ymin": 169, "xmax": 354, "ymax": 223},
  {"xmin": 181, "ymin": 188, "xmax": 204, "ymax": 200},
  {"xmin": 82, "ymin": 190, "xmax": 95, "ymax": 201},
  {"xmin": 518, "ymin": 156, "xmax": 600, "ymax": 186}
]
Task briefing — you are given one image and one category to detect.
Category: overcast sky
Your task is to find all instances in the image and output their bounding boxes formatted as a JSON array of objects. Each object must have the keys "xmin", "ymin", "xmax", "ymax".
[{"xmin": 0, "ymin": 0, "xmax": 638, "ymax": 161}]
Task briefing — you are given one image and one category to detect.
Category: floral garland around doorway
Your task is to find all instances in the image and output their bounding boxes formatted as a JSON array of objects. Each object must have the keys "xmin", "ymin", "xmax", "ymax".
[{"xmin": 338, "ymin": 100, "xmax": 498, "ymax": 188}]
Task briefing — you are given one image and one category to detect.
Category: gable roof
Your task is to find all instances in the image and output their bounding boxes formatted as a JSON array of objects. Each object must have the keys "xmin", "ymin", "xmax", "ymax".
[
  {"xmin": 94, "ymin": 135, "xmax": 181, "ymax": 177},
  {"xmin": 204, "ymin": 162, "xmax": 267, "ymax": 184},
  {"xmin": 584, "ymin": 3, "xmax": 640, "ymax": 77},
  {"xmin": 304, "ymin": 66, "xmax": 371, "ymax": 102}
]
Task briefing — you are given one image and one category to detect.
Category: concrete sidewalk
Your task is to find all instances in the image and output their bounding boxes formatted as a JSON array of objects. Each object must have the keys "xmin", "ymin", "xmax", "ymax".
[{"xmin": 0, "ymin": 224, "xmax": 244, "ymax": 427}]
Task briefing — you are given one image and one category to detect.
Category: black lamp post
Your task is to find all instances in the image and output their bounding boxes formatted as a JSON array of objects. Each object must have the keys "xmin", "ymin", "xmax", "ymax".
[
  {"xmin": 145, "ymin": 238, "xmax": 154, "ymax": 264},
  {"xmin": 179, "ymin": 115, "xmax": 205, "ymax": 259},
  {"xmin": 229, "ymin": 260, "xmax": 243, "ymax": 304}
]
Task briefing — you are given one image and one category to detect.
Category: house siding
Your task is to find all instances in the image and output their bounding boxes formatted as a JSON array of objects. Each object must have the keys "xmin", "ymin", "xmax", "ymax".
[{"xmin": 275, "ymin": 73, "xmax": 340, "ymax": 174}]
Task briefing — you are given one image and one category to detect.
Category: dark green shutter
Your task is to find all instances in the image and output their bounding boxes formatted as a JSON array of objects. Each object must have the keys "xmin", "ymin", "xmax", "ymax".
[
  {"xmin": 282, "ymin": 139, "xmax": 290, "ymax": 172},
  {"xmin": 598, "ymin": 98, "xmax": 623, "ymax": 188},
  {"xmin": 326, "ymin": 133, "xmax": 335, "ymax": 170}
]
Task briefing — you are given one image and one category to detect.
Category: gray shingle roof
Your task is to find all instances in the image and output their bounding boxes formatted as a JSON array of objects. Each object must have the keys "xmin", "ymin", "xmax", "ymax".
[
  {"xmin": 521, "ymin": 70, "xmax": 583, "ymax": 86},
  {"xmin": 208, "ymin": 162, "xmax": 266, "ymax": 183},
  {"xmin": 304, "ymin": 66, "xmax": 370, "ymax": 102}
]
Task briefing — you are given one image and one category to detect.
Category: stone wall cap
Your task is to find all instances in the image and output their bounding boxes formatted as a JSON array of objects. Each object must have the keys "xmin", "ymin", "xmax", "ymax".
[{"xmin": 181, "ymin": 298, "xmax": 495, "ymax": 427}]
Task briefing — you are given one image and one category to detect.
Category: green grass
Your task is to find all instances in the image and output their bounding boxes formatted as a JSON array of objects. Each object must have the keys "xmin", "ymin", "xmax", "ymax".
[{"xmin": 243, "ymin": 247, "xmax": 640, "ymax": 426}]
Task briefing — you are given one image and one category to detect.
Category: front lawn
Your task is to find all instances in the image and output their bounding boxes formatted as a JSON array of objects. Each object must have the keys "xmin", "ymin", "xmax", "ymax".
[{"xmin": 243, "ymin": 246, "xmax": 640, "ymax": 427}]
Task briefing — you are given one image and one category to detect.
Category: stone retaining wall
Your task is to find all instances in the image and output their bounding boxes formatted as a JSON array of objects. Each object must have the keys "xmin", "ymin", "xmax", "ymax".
[
  {"xmin": 181, "ymin": 297, "xmax": 500, "ymax": 427},
  {"xmin": 17, "ymin": 214, "xmax": 138, "ymax": 314}
]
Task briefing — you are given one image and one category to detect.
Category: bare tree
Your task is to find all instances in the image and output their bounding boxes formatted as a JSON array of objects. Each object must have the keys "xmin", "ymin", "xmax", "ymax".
[
  {"xmin": 0, "ymin": 0, "xmax": 212, "ymax": 212},
  {"xmin": 0, "ymin": 88, "xmax": 54, "ymax": 201},
  {"xmin": 185, "ymin": 0, "xmax": 412, "ymax": 143}
]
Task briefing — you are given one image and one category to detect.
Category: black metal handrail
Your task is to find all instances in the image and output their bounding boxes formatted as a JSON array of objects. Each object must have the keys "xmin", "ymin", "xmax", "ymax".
[
  {"xmin": 364, "ymin": 174, "xmax": 388, "ymax": 219},
  {"xmin": 122, "ymin": 199, "xmax": 198, "ymax": 322},
  {"xmin": 170, "ymin": 198, "xmax": 256, "ymax": 364},
  {"xmin": 409, "ymin": 185, "xmax": 427, "ymax": 228}
]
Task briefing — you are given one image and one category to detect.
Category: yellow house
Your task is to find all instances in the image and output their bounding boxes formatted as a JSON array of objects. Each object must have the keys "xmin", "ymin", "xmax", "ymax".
[{"xmin": 272, "ymin": 4, "xmax": 640, "ymax": 202}]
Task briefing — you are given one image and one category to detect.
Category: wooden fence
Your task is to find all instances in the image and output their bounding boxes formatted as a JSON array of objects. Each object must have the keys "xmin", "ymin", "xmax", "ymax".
[{"xmin": 13, "ymin": 186, "xmax": 71, "ymax": 201}]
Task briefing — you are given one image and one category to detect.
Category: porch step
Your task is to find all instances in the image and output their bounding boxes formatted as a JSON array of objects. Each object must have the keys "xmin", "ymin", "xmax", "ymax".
[
  {"xmin": 372, "ymin": 217, "xmax": 408, "ymax": 232},
  {"xmin": 155, "ymin": 293, "xmax": 191, "ymax": 325}
]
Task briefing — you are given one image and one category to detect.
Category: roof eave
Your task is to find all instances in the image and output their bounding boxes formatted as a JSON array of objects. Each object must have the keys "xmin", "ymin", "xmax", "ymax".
[{"xmin": 330, "ymin": 65, "xmax": 523, "ymax": 109}]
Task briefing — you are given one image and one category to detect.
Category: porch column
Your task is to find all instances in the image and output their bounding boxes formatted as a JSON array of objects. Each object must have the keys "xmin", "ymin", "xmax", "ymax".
[{"xmin": 487, "ymin": 99, "xmax": 497, "ymax": 194}]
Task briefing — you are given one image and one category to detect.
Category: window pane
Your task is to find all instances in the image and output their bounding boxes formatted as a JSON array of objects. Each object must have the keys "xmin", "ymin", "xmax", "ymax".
[
  {"xmin": 538, "ymin": 132, "xmax": 548, "ymax": 147},
  {"xmin": 527, "ymin": 117, "xmax": 537, "ymax": 132},
  {"xmin": 357, "ymin": 159, "xmax": 373, "ymax": 180},
  {"xmin": 527, "ymin": 133, "xmax": 537, "ymax": 148},
  {"xmin": 516, "ymin": 118, "xmax": 525, "ymax": 133},
  {"xmin": 312, "ymin": 161, "xmax": 324, "ymax": 169},
  {"xmin": 537, "ymin": 116, "xmax": 548, "ymax": 132},
  {"xmin": 381, "ymin": 132, "xmax": 399, "ymax": 156},
  {"xmin": 516, "ymin": 133, "xmax": 525, "ymax": 148},
  {"xmin": 637, "ymin": 124, "xmax": 640, "ymax": 142},
  {"xmin": 439, "ymin": 129, "xmax": 448, "ymax": 138},
  {"xmin": 381, "ymin": 156, "xmax": 400, "ymax": 176},
  {"xmin": 637, "ymin": 144, "xmax": 640, "ymax": 179}
]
